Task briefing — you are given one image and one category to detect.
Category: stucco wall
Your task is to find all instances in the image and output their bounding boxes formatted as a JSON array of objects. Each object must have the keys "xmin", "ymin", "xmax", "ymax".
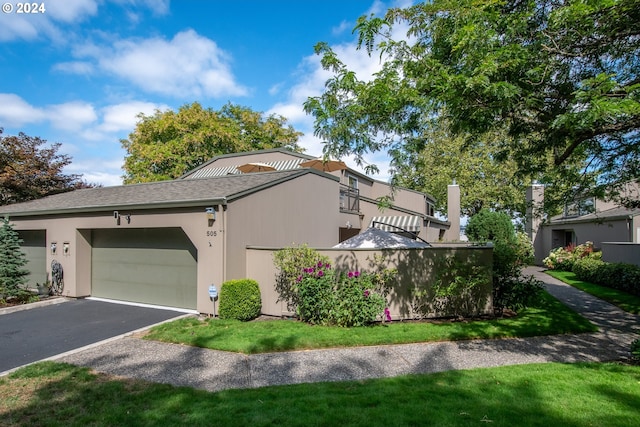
[
  {"xmin": 246, "ymin": 245, "xmax": 493, "ymax": 320},
  {"xmin": 225, "ymin": 173, "xmax": 343, "ymax": 281},
  {"xmin": 601, "ymin": 242, "xmax": 640, "ymax": 267}
]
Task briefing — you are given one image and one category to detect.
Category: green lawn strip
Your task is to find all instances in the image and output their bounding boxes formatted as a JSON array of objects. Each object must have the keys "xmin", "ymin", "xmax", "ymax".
[
  {"xmin": 546, "ymin": 270, "xmax": 640, "ymax": 315},
  {"xmin": 2, "ymin": 361, "xmax": 638, "ymax": 427},
  {"xmin": 144, "ymin": 291, "xmax": 596, "ymax": 354}
]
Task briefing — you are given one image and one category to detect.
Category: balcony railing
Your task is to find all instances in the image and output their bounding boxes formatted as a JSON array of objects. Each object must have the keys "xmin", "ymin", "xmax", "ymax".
[{"xmin": 340, "ymin": 184, "xmax": 359, "ymax": 212}]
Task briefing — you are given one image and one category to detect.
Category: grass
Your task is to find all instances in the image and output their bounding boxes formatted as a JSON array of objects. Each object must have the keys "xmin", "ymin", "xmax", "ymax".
[
  {"xmin": 546, "ymin": 270, "xmax": 640, "ymax": 315},
  {"xmin": 1, "ymin": 361, "xmax": 639, "ymax": 426},
  {"xmin": 144, "ymin": 291, "xmax": 597, "ymax": 354}
]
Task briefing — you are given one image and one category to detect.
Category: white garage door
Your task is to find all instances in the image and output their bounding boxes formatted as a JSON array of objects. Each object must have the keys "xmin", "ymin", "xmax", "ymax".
[{"xmin": 91, "ymin": 228, "xmax": 197, "ymax": 309}]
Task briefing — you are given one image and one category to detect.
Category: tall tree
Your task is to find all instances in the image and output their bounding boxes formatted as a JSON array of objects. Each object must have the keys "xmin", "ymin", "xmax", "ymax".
[
  {"xmin": 393, "ymin": 119, "xmax": 529, "ymax": 217},
  {"xmin": 304, "ymin": 0, "xmax": 640, "ymax": 210},
  {"xmin": 121, "ymin": 102, "xmax": 304, "ymax": 183},
  {"xmin": 0, "ymin": 129, "xmax": 92, "ymax": 206}
]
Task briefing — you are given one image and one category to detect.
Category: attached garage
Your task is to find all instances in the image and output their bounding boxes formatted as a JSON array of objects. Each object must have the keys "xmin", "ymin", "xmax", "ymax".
[
  {"xmin": 17, "ymin": 230, "xmax": 47, "ymax": 288},
  {"xmin": 90, "ymin": 228, "xmax": 197, "ymax": 310}
]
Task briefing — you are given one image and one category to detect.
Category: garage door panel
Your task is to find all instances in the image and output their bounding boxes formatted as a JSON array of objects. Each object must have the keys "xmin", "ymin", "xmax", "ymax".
[
  {"xmin": 92, "ymin": 228, "xmax": 197, "ymax": 309},
  {"xmin": 18, "ymin": 230, "xmax": 47, "ymax": 288}
]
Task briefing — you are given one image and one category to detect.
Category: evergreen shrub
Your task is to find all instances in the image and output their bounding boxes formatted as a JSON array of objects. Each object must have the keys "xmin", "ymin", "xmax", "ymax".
[
  {"xmin": 466, "ymin": 209, "xmax": 544, "ymax": 314},
  {"xmin": 0, "ymin": 217, "xmax": 31, "ymax": 302},
  {"xmin": 218, "ymin": 279, "xmax": 262, "ymax": 321}
]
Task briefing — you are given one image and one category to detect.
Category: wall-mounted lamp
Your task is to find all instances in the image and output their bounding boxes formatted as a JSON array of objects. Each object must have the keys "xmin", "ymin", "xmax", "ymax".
[
  {"xmin": 206, "ymin": 207, "xmax": 216, "ymax": 226},
  {"xmin": 346, "ymin": 221, "xmax": 352, "ymax": 229},
  {"xmin": 50, "ymin": 242, "xmax": 57, "ymax": 255},
  {"xmin": 63, "ymin": 242, "xmax": 70, "ymax": 255},
  {"xmin": 113, "ymin": 211, "xmax": 131, "ymax": 225}
]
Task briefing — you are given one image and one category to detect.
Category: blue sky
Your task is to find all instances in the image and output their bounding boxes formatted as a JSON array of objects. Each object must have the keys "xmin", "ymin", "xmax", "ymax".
[{"xmin": 0, "ymin": 0, "xmax": 408, "ymax": 186}]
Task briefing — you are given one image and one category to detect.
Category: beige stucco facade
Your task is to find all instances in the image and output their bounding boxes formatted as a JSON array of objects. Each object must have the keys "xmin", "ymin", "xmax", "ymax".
[{"xmin": 526, "ymin": 184, "xmax": 640, "ymax": 264}]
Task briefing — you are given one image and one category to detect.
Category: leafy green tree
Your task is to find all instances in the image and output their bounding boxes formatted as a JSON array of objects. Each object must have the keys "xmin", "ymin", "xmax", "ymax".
[
  {"xmin": 393, "ymin": 118, "xmax": 529, "ymax": 216},
  {"xmin": 121, "ymin": 102, "xmax": 304, "ymax": 183},
  {"xmin": 304, "ymin": 0, "xmax": 640, "ymax": 209},
  {"xmin": 0, "ymin": 128, "xmax": 93, "ymax": 206},
  {"xmin": 0, "ymin": 217, "xmax": 30, "ymax": 301},
  {"xmin": 466, "ymin": 210, "xmax": 543, "ymax": 314}
]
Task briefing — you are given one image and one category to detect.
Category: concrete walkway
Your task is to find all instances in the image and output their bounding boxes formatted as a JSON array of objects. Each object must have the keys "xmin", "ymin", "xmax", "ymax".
[{"xmin": 56, "ymin": 267, "xmax": 639, "ymax": 393}]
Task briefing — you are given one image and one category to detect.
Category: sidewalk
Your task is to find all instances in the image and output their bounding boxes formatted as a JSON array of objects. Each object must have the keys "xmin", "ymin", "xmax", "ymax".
[{"xmin": 57, "ymin": 267, "xmax": 639, "ymax": 393}]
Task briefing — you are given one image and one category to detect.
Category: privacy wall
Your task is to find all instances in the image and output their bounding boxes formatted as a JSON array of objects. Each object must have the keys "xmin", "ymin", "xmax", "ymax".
[{"xmin": 245, "ymin": 245, "xmax": 493, "ymax": 320}]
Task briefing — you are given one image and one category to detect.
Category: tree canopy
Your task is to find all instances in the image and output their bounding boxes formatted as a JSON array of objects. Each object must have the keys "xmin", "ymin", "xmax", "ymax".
[
  {"xmin": 304, "ymin": 0, "xmax": 640, "ymax": 211},
  {"xmin": 393, "ymin": 119, "xmax": 529, "ymax": 216},
  {"xmin": 0, "ymin": 128, "xmax": 92, "ymax": 206},
  {"xmin": 121, "ymin": 102, "xmax": 304, "ymax": 183}
]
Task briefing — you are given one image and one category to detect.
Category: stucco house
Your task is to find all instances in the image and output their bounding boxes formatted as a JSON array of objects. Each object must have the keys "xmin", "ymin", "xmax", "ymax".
[
  {"xmin": 526, "ymin": 183, "xmax": 640, "ymax": 265},
  {"xmin": 1, "ymin": 148, "xmax": 460, "ymax": 314}
]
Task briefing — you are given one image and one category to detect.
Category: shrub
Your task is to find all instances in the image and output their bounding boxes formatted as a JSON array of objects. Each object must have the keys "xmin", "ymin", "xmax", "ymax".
[
  {"xmin": 0, "ymin": 217, "xmax": 31, "ymax": 302},
  {"xmin": 296, "ymin": 263, "xmax": 386, "ymax": 327},
  {"xmin": 274, "ymin": 244, "xmax": 331, "ymax": 313},
  {"xmin": 296, "ymin": 263, "xmax": 335, "ymax": 325},
  {"xmin": 572, "ymin": 258, "xmax": 640, "ymax": 297},
  {"xmin": 218, "ymin": 279, "xmax": 262, "ymax": 321},
  {"xmin": 466, "ymin": 210, "xmax": 543, "ymax": 314},
  {"xmin": 572, "ymin": 257, "xmax": 606, "ymax": 283},
  {"xmin": 543, "ymin": 241, "xmax": 600, "ymax": 271},
  {"xmin": 465, "ymin": 210, "xmax": 515, "ymax": 243}
]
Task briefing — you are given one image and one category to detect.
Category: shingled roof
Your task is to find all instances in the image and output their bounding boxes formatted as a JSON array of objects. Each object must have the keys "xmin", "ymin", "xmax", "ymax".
[
  {"xmin": 0, "ymin": 169, "xmax": 333, "ymax": 217},
  {"xmin": 548, "ymin": 206, "xmax": 640, "ymax": 225}
]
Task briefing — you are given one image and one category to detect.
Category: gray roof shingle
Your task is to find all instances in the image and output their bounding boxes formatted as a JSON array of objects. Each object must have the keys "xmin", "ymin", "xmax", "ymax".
[{"xmin": 0, "ymin": 169, "xmax": 319, "ymax": 216}]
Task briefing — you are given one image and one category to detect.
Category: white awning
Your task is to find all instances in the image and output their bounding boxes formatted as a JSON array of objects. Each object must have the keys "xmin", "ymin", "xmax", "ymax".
[{"xmin": 370, "ymin": 215, "xmax": 422, "ymax": 233}]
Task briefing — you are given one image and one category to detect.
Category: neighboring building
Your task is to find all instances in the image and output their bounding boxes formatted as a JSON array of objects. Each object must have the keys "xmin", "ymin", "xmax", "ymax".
[
  {"xmin": 0, "ymin": 148, "xmax": 460, "ymax": 314},
  {"xmin": 526, "ymin": 183, "xmax": 640, "ymax": 264}
]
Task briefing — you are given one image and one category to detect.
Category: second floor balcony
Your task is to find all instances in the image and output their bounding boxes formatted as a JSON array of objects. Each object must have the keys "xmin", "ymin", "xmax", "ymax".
[{"xmin": 340, "ymin": 184, "xmax": 359, "ymax": 212}]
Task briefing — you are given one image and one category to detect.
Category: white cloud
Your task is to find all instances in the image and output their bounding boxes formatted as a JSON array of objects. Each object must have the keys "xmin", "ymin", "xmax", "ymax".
[
  {"xmin": 45, "ymin": 0, "xmax": 98, "ymax": 23},
  {"xmin": 99, "ymin": 101, "xmax": 168, "ymax": 133},
  {"xmin": 74, "ymin": 29, "xmax": 248, "ymax": 99},
  {"xmin": 52, "ymin": 61, "xmax": 94, "ymax": 75},
  {"xmin": 332, "ymin": 20, "xmax": 352, "ymax": 36},
  {"xmin": 0, "ymin": 0, "xmax": 97, "ymax": 42},
  {"xmin": 0, "ymin": 14, "xmax": 40, "ymax": 41},
  {"xmin": 46, "ymin": 101, "xmax": 98, "ymax": 131},
  {"xmin": 0, "ymin": 93, "xmax": 46, "ymax": 126}
]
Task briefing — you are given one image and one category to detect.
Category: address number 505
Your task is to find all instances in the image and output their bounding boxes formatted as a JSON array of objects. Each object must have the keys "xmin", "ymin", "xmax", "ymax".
[{"xmin": 207, "ymin": 231, "xmax": 218, "ymax": 237}]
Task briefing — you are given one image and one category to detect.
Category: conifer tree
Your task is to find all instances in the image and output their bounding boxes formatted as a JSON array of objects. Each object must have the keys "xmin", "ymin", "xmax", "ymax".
[{"xmin": 0, "ymin": 216, "xmax": 30, "ymax": 301}]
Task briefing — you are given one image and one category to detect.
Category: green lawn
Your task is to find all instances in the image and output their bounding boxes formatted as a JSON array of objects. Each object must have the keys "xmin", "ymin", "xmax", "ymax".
[
  {"xmin": 546, "ymin": 270, "xmax": 640, "ymax": 314},
  {"xmin": 2, "ymin": 361, "xmax": 638, "ymax": 427},
  {"xmin": 144, "ymin": 291, "xmax": 597, "ymax": 354}
]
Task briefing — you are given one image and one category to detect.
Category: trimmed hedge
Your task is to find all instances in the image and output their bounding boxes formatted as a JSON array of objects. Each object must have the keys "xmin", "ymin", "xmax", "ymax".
[
  {"xmin": 573, "ymin": 258, "xmax": 640, "ymax": 297},
  {"xmin": 218, "ymin": 279, "xmax": 262, "ymax": 321}
]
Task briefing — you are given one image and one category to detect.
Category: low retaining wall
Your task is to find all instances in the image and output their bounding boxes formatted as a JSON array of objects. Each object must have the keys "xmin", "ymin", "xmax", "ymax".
[
  {"xmin": 246, "ymin": 245, "xmax": 493, "ymax": 320},
  {"xmin": 602, "ymin": 242, "xmax": 640, "ymax": 267}
]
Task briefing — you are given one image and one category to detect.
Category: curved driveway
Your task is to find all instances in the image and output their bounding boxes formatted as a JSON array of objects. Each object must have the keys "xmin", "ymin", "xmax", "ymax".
[{"xmin": 0, "ymin": 299, "xmax": 186, "ymax": 373}]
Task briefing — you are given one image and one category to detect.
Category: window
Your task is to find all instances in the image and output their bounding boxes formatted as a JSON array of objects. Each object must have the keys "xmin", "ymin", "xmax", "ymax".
[
  {"xmin": 564, "ymin": 197, "xmax": 595, "ymax": 218},
  {"xmin": 347, "ymin": 175, "xmax": 358, "ymax": 189}
]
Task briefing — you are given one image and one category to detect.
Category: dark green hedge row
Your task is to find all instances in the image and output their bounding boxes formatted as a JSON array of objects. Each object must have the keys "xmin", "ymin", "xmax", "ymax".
[
  {"xmin": 572, "ymin": 258, "xmax": 640, "ymax": 297},
  {"xmin": 218, "ymin": 279, "xmax": 262, "ymax": 321}
]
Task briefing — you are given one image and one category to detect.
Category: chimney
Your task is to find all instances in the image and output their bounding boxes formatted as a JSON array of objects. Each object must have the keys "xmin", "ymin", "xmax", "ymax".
[
  {"xmin": 446, "ymin": 182, "xmax": 460, "ymax": 241},
  {"xmin": 526, "ymin": 184, "xmax": 545, "ymax": 263}
]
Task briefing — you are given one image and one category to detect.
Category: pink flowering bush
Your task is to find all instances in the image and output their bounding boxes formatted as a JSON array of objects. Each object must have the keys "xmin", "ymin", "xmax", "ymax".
[
  {"xmin": 543, "ymin": 241, "xmax": 601, "ymax": 271},
  {"xmin": 296, "ymin": 262, "xmax": 386, "ymax": 327}
]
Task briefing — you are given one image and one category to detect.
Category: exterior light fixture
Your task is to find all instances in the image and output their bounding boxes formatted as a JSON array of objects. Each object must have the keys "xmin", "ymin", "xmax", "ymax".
[
  {"xmin": 63, "ymin": 242, "xmax": 70, "ymax": 255},
  {"xmin": 50, "ymin": 242, "xmax": 57, "ymax": 255},
  {"xmin": 206, "ymin": 207, "xmax": 216, "ymax": 226}
]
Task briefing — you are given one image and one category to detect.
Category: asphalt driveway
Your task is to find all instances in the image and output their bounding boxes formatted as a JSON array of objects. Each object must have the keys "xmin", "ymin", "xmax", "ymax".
[{"xmin": 0, "ymin": 299, "xmax": 186, "ymax": 373}]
